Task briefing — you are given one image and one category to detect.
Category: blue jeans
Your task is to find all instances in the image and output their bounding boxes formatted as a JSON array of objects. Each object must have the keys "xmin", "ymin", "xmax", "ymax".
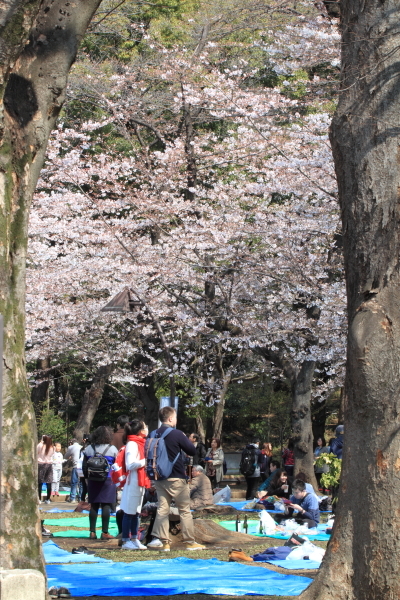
[
  {"xmin": 70, "ymin": 467, "xmax": 79, "ymax": 500},
  {"xmin": 122, "ymin": 512, "xmax": 139, "ymax": 541}
]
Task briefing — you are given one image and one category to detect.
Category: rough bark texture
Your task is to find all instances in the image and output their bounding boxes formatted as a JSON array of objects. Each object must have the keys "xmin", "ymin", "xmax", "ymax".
[
  {"xmin": 291, "ymin": 360, "xmax": 317, "ymax": 486},
  {"xmin": 31, "ymin": 356, "xmax": 51, "ymax": 412},
  {"xmin": 257, "ymin": 348, "xmax": 317, "ymax": 488},
  {"xmin": 73, "ymin": 364, "xmax": 113, "ymax": 442},
  {"xmin": 0, "ymin": 0, "xmax": 102, "ymax": 572},
  {"xmin": 301, "ymin": 1, "xmax": 400, "ymax": 598},
  {"xmin": 134, "ymin": 374, "xmax": 159, "ymax": 432}
]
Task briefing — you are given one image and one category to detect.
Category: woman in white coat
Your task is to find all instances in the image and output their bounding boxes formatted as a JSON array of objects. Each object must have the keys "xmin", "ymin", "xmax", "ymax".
[{"xmin": 120, "ymin": 419, "xmax": 150, "ymax": 550}]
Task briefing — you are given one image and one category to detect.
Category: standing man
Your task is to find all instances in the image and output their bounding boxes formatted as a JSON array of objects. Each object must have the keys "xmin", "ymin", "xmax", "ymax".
[
  {"xmin": 147, "ymin": 406, "xmax": 205, "ymax": 552},
  {"xmin": 330, "ymin": 425, "xmax": 344, "ymax": 458},
  {"xmin": 64, "ymin": 438, "xmax": 82, "ymax": 503},
  {"xmin": 240, "ymin": 438, "xmax": 263, "ymax": 500},
  {"xmin": 188, "ymin": 433, "xmax": 207, "ymax": 467}
]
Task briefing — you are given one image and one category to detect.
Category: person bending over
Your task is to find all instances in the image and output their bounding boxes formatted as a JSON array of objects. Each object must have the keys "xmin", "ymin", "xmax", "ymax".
[{"xmin": 275, "ymin": 479, "xmax": 320, "ymax": 529}]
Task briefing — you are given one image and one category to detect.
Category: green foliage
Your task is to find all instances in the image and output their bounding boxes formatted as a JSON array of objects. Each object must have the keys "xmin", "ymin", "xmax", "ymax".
[
  {"xmin": 315, "ymin": 452, "xmax": 342, "ymax": 488},
  {"xmin": 37, "ymin": 409, "xmax": 67, "ymax": 443}
]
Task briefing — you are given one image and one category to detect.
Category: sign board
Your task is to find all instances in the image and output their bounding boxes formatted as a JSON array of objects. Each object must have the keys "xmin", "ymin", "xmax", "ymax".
[{"xmin": 159, "ymin": 396, "xmax": 179, "ymax": 427}]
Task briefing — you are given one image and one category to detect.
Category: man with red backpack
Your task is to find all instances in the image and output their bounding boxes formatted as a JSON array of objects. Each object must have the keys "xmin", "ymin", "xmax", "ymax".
[{"xmin": 146, "ymin": 406, "xmax": 205, "ymax": 552}]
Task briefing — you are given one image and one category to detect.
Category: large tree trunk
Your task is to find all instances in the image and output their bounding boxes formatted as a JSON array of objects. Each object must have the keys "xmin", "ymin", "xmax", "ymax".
[
  {"xmin": 257, "ymin": 348, "xmax": 317, "ymax": 487},
  {"xmin": 0, "ymin": 0, "xmax": 102, "ymax": 571},
  {"xmin": 31, "ymin": 357, "xmax": 51, "ymax": 413},
  {"xmin": 211, "ymin": 379, "xmax": 229, "ymax": 440},
  {"xmin": 135, "ymin": 375, "xmax": 159, "ymax": 432},
  {"xmin": 302, "ymin": 1, "xmax": 400, "ymax": 599},
  {"xmin": 291, "ymin": 360, "xmax": 318, "ymax": 489},
  {"xmin": 74, "ymin": 364, "xmax": 113, "ymax": 441}
]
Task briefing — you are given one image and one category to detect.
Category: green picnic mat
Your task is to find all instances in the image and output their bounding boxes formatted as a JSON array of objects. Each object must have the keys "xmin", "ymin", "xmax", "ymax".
[
  {"xmin": 45, "ymin": 515, "xmax": 118, "ymax": 538},
  {"xmin": 44, "ymin": 517, "xmax": 116, "ymax": 528},
  {"xmin": 52, "ymin": 525, "xmax": 118, "ymax": 538}
]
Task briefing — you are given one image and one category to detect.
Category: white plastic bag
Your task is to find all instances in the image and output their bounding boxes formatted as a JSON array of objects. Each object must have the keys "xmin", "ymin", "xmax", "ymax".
[
  {"xmin": 213, "ymin": 485, "xmax": 231, "ymax": 504},
  {"xmin": 287, "ymin": 541, "xmax": 325, "ymax": 562},
  {"xmin": 274, "ymin": 501, "xmax": 285, "ymax": 512},
  {"xmin": 260, "ymin": 509, "xmax": 277, "ymax": 533}
]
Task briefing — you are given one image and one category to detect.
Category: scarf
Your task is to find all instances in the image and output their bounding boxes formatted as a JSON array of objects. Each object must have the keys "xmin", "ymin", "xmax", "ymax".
[{"xmin": 127, "ymin": 434, "xmax": 150, "ymax": 488}]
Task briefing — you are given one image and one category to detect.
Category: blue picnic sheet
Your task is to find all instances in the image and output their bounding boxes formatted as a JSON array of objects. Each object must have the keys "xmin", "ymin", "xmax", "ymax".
[
  {"xmin": 43, "ymin": 540, "xmax": 111, "ymax": 564},
  {"xmin": 46, "ymin": 557, "xmax": 312, "ymax": 596}
]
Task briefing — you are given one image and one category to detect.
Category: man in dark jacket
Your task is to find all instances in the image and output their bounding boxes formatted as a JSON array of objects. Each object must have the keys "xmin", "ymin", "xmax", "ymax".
[
  {"xmin": 241, "ymin": 439, "xmax": 263, "ymax": 500},
  {"xmin": 147, "ymin": 406, "xmax": 205, "ymax": 552},
  {"xmin": 330, "ymin": 425, "xmax": 344, "ymax": 459}
]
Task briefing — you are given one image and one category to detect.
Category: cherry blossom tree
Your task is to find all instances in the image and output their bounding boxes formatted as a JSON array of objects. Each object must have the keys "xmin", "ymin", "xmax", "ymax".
[{"xmin": 28, "ymin": 13, "xmax": 345, "ymax": 480}]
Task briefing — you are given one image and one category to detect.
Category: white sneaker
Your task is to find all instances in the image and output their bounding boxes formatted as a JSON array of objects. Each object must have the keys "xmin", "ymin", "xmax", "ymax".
[
  {"xmin": 121, "ymin": 540, "xmax": 139, "ymax": 550},
  {"xmin": 132, "ymin": 538, "xmax": 147, "ymax": 550},
  {"xmin": 147, "ymin": 538, "xmax": 164, "ymax": 548}
]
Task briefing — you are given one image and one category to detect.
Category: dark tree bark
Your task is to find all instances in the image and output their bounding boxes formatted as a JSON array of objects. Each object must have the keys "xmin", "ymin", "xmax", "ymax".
[
  {"xmin": 73, "ymin": 364, "xmax": 113, "ymax": 442},
  {"xmin": 0, "ymin": 0, "xmax": 102, "ymax": 572},
  {"xmin": 258, "ymin": 349, "xmax": 318, "ymax": 488},
  {"xmin": 134, "ymin": 375, "xmax": 159, "ymax": 432},
  {"xmin": 31, "ymin": 357, "xmax": 51, "ymax": 412},
  {"xmin": 302, "ymin": 1, "xmax": 400, "ymax": 598}
]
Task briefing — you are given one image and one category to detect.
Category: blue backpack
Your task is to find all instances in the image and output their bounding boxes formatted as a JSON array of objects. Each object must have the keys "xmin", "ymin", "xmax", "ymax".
[{"xmin": 145, "ymin": 428, "xmax": 180, "ymax": 480}]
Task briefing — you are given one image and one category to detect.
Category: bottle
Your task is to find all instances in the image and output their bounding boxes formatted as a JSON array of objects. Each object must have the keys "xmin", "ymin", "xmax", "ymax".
[
  {"xmin": 237, "ymin": 515, "xmax": 242, "ymax": 532},
  {"xmin": 259, "ymin": 519, "xmax": 263, "ymax": 534},
  {"xmin": 243, "ymin": 515, "xmax": 248, "ymax": 534},
  {"xmin": 235, "ymin": 515, "xmax": 239, "ymax": 532}
]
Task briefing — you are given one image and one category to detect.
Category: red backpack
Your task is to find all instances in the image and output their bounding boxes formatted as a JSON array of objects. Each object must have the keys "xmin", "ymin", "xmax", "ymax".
[{"xmin": 110, "ymin": 445, "xmax": 128, "ymax": 489}]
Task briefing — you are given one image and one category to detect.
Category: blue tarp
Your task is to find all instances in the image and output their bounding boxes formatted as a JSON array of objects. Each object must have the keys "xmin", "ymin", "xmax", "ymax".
[
  {"xmin": 43, "ymin": 540, "xmax": 111, "ymax": 564},
  {"xmin": 46, "ymin": 557, "xmax": 312, "ymax": 597}
]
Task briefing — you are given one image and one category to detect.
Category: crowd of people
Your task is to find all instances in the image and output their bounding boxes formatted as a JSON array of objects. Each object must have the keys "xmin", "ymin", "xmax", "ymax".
[
  {"xmin": 38, "ymin": 417, "xmax": 343, "ymax": 544},
  {"xmin": 37, "ymin": 407, "xmax": 228, "ymax": 551}
]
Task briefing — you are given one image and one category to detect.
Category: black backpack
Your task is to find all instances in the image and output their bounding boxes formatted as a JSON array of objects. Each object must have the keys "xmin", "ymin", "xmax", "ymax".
[
  {"xmin": 86, "ymin": 444, "xmax": 111, "ymax": 482},
  {"xmin": 240, "ymin": 446, "xmax": 257, "ymax": 476}
]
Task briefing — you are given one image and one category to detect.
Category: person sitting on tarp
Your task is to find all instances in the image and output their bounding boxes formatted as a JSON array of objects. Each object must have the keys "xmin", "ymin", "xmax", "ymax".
[
  {"xmin": 274, "ymin": 479, "xmax": 320, "ymax": 529},
  {"xmin": 257, "ymin": 460, "xmax": 281, "ymax": 495},
  {"xmin": 189, "ymin": 465, "xmax": 213, "ymax": 509}
]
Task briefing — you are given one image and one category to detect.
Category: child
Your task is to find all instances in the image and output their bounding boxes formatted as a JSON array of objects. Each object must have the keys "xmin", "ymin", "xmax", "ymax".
[{"xmin": 51, "ymin": 442, "xmax": 65, "ymax": 497}]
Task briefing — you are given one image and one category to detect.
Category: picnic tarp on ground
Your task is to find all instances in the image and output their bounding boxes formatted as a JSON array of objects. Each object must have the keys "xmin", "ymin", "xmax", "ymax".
[
  {"xmin": 46, "ymin": 557, "xmax": 312, "ymax": 596},
  {"xmin": 43, "ymin": 540, "xmax": 112, "ymax": 564}
]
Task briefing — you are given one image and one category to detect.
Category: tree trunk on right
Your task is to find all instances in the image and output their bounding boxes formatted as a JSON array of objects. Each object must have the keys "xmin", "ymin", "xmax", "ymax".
[{"xmin": 301, "ymin": 1, "xmax": 400, "ymax": 598}]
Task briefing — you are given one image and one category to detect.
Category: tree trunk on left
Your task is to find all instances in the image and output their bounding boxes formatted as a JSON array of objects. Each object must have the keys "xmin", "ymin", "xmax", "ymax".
[
  {"xmin": 74, "ymin": 365, "xmax": 113, "ymax": 441},
  {"xmin": 0, "ymin": 0, "xmax": 103, "ymax": 572}
]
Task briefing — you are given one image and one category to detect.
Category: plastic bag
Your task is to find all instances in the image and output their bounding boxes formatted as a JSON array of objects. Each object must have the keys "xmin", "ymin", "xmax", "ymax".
[
  {"xmin": 287, "ymin": 541, "xmax": 325, "ymax": 562},
  {"xmin": 243, "ymin": 499, "xmax": 257, "ymax": 509},
  {"xmin": 274, "ymin": 501, "xmax": 285, "ymax": 512},
  {"xmin": 260, "ymin": 509, "xmax": 277, "ymax": 533},
  {"xmin": 213, "ymin": 485, "xmax": 231, "ymax": 504}
]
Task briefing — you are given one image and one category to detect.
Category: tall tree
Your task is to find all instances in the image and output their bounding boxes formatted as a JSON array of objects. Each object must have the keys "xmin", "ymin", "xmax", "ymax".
[
  {"xmin": 0, "ymin": 0, "xmax": 102, "ymax": 571},
  {"xmin": 301, "ymin": 1, "xmax": 400, "ymax": 599}
]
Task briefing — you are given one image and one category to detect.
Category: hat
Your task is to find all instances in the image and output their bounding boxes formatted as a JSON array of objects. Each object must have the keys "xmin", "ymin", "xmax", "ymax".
[{"xmin": 336, "ymin": 425, "xmax": 344, "ymax": 435}]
